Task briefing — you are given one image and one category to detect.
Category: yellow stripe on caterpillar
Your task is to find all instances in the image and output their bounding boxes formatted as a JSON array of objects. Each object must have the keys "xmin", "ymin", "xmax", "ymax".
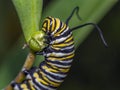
[
  {"xmin": 21, "ymin": 84, "xmax": 28, "ymax": 90},
  {"xmin": 33, "ymin": 72, "xmax": 49, "ymax": 86},
  {"xmin": 39, "ymin": 71, "xmax": 61, "ymax": 87},
  {"xmin": 52, "ymin": 41, "xmax": 74, "ymax": 47}
]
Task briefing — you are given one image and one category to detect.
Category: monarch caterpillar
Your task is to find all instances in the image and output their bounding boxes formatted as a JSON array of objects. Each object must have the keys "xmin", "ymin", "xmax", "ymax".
[{"xmin": 11, "ymin": 6, "xmax": 107, "ymax": 90}]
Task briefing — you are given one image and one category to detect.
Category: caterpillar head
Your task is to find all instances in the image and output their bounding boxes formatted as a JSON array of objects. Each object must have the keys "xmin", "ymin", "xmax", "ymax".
[{"xmin": 29, "ymin": 30, "xmax": 47, "ymax": 52}]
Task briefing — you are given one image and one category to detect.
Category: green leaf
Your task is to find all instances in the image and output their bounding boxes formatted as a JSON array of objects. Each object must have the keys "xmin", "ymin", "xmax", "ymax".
[{"xmin": 12, "ymin": 0, "xmax": 43, "ymax": 42}]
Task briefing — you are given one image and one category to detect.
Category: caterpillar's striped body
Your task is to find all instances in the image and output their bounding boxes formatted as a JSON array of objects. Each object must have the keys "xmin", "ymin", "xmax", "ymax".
[
  {"xmin": 11, "ymin": 7, "xmax": 107, "ymax": 90},
  {"xmin": 13, "ymin": 16, "xmax": 75, "ymax": 90}
]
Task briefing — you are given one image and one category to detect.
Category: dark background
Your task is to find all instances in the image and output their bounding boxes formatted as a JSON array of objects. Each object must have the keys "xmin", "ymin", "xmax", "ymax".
[{"xmin": 0, "ymin": 0, "xmax": 120, "ymax": 90}]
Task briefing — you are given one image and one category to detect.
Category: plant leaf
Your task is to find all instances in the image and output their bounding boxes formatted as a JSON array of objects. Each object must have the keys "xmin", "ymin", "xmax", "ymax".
[{"xmin": 12, "ymin": 0, "xmax": 43, "ymax": 42}]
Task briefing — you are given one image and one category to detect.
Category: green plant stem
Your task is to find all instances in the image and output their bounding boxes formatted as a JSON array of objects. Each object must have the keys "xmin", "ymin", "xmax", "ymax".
[
  {"xmin": 5, "ymin": 51, "xmax": 35, "ymax": 90},
  {"xmin": 14, "ymin": 51, "xmax": 36, "ymax": 83},
  {"xmin": 4, "ymin": 0, "xmax": 43, "ymax": 90}
]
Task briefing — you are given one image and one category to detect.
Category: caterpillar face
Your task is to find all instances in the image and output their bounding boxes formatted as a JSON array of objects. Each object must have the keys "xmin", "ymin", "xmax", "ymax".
[{"xmin": 29, "ymin": 30, "xmax": 47, "ymax": 52}]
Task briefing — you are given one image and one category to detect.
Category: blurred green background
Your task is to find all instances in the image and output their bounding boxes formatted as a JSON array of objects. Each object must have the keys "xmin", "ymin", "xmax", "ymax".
[{"xmin": 0, "ymin": 0, "xmax": 120, "ymax": 90}]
